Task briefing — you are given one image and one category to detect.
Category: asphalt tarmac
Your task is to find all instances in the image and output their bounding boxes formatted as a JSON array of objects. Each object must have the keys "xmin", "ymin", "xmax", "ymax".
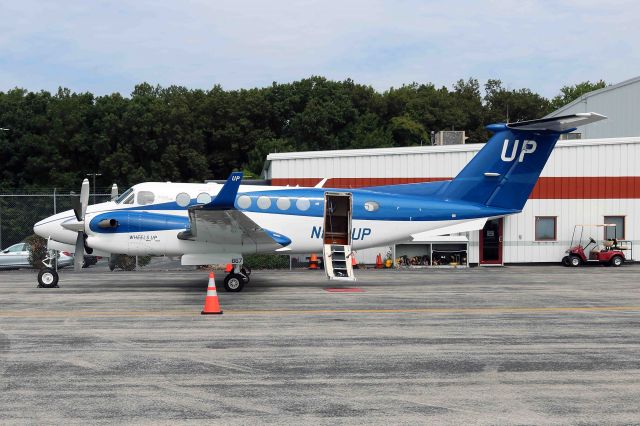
[{"xmin": 1, "ymin": 265, "xmax": 640, "ymax": 424}]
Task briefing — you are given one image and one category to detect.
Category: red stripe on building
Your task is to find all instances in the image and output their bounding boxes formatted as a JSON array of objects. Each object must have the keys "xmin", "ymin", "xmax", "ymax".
[{"xmin": 270, "ymin": 177, "xmax": 640, "ymax": 199}]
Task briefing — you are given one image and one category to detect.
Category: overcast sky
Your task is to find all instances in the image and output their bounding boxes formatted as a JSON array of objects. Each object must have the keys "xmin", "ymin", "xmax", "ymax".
[{"xmin": 0, "ymin": 0, "xmax": 637, "ymax": 97}]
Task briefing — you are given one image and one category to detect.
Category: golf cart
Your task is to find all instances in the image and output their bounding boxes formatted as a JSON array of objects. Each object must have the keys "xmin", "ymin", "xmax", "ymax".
[{"xmin": 562, "ymin": 224, "xmax": 631, "ymax": 267}]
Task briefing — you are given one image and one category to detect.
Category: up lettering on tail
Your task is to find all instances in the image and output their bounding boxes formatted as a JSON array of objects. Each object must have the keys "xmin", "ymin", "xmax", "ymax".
[{"xmin": 500, "ymin": 139, "xmax": 537, "ymax": 163}]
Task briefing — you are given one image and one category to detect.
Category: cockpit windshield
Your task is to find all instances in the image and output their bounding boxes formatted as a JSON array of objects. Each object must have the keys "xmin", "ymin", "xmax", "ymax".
[{"xmin": 114, "ymin": 188, "xmax": 134, "ymax": 204}]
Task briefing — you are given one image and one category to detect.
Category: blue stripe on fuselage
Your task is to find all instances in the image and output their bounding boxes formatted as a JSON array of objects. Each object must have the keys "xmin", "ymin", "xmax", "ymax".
[
  {"xmin": 89, "ymin": 211, "xmax": 190, "ymax": 233},
  {"xmin": 91, "ymin": 186, "xmax": 515, "ymax": 235}
]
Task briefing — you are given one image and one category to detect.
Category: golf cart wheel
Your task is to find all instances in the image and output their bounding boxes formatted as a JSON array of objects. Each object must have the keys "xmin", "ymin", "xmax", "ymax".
[
  {"xmin": 610, "ymin": 255, "xmax": 624, "ymax": 267},
  {"xmin": 38, "ymin": 268, "xmax": 59, "ymax": 288},
  {"xmin": 561, "ymin": 256, "xmax": 571, "ymax": 267},
  {"xmin": 224, "ymin": 273, "xmax": 245, "ymax": 292},
  {"xmin": 569, "ymin": 255, "xmax": 582, "ymax": 267}
]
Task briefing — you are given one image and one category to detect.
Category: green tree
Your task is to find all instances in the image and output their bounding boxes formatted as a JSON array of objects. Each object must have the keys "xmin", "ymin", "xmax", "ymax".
[{"xmin": 550, "ymin": 80, "xmax": 607, "ymax": 111}]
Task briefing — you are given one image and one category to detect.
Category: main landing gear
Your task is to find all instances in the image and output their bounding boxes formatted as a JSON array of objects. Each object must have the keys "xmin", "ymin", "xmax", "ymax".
[{"xmin": 223, "ymin": 265, "xmax": 251, "ymax": 292}]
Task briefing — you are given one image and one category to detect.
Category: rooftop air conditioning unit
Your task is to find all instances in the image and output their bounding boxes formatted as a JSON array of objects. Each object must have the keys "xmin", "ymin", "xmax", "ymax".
[{"xmin": 434, "ymin": 131, "xmax": 466, "ymax": 145}]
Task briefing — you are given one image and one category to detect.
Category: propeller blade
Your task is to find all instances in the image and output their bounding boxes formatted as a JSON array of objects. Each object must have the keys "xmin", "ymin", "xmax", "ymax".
[
  {"xmin": 74, "ymin": 232, "xmax": 84, "ymax": 271},
  {"xmin": 72, "ymin": 197, "xmax": 82, "ymax": 221},
  {"xmin": 110, "ymin": 183, "xmax": 118, "ymax": 201},
  {"xmin": 80, "ymin": 178, "xmax": 90, "ymax": 219}
]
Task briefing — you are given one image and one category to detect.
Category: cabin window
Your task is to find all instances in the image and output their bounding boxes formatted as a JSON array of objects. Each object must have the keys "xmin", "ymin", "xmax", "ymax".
[
  {"xmin": 115, "ymin": 188, "xmax": 133, "ymax": 204},
  {"xmin": 257, "ymin": 196, "xmax": 271, "ymax": 210},
  {"xmin": 296, "ymin": 198, "xmax": 310, "ymax": 211},
  {"xmin": 237, "ymin": 195, "xmax": 252, "ymax": 209},
  {"xmin": 137, "ymin": 191, "xmax": 155, "ymax": 205},
  {"xmin": 276, "ymin": 197, "xmax": 291, "ymax": 210},
  {"xmin": 122, "ymin": 192, "xmax": 135, "ymax": 204},
  {"xmin": 176, "ymin": 192, "xmax": 191, "ymax": 207},
  {"xmin": 197, "ymin": 192, "xmax": 212, "ymax": 204},
  {"xmin": 364, "ymin": 201, "xmax": 379, "ymax": 212},
  {"xmin": 604, "ymin": 216, "xmax": 625, "ymax": 239},
  {"xmin": 535, "ymin": 216, "xmax": 556, "ymax": 241}
]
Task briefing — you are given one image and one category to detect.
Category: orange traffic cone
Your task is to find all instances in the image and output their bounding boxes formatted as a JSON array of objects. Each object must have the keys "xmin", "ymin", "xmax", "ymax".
[
  {"xmin": 201, "ymin": 272, "xmax": 223, "ymax": 315},
  {"xmin": 375, "ymin": 254, "xmax": 383, "ymax": 269},
  {"xmin": 225, "ymin": 263, "xmax": 233, "ymax": 273},
  {"xmin": 351, "ymin": 252, "xmax": 358, "ymax": 269},
  {"xmin": 308, "ymin": 253, "xmax": 319, "ymax": 269}
]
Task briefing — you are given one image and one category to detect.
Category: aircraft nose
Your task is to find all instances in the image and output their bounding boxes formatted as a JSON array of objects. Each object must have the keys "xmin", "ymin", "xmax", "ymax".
[
  {"xmin": 33, "ymin": 211, "xmax": 78, "ymax": 244},
  {"xmin": 33, "ymin": 217, "xmax": 57, "ymax": 239}
]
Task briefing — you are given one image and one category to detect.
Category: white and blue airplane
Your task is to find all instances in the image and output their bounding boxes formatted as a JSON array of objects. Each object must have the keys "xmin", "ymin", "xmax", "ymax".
[{"xmin": 34, "ymin": 113, "xmax": 605, "ymax": 290}]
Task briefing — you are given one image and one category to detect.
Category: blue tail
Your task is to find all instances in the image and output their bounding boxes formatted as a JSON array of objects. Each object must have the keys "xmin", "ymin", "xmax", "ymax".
[
  {"xmin": 441, "ymin": 113, "xmax": 606, "ymax": 211},
  {"xmin": 441, "ymin": 125, "xmax": 559, "ymax": 210}
]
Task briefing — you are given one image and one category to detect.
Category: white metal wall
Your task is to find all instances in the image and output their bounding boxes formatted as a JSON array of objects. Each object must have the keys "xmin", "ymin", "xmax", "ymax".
[
  {"xmin": 267, "ymin": 138, "xmax": 640, "ymax": 180},
  {"xmin": 503, "ymin": 199, "xmax": 638, "ymax": 263}
]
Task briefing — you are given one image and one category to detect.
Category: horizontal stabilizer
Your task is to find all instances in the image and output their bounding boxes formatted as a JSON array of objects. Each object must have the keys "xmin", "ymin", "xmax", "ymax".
[
  {"xmin": 410, "ymin": 217, "xmax": 488, "ymax": 240},
  {"xmin": 203, "ymin": 171, "xmax": 243, "ymax": 210},
  {"xmin": 506, "ymin": 112, "xmax": 606, "ymax": 132}
]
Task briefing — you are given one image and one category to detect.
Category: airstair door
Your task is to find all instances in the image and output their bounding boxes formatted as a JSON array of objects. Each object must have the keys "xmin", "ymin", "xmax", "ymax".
[{"xmin": 322, "ymin": 192, "xmax": 355, "ymax": 281}]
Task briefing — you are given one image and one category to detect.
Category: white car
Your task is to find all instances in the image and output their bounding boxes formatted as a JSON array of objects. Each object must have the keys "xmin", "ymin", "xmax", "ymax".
[{"xmin": 0, "ymin": 243, "xmax": 74, "ymax": 269}]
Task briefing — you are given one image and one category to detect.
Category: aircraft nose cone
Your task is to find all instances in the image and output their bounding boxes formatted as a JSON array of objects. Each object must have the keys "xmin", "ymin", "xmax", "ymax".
[
  {"xmin": 33, "ymin": 217, "xmax": 57, "ymax": 239},
  {"xmin": 33, "ymin": 211, "xmax": 78, "ymax": 244}
]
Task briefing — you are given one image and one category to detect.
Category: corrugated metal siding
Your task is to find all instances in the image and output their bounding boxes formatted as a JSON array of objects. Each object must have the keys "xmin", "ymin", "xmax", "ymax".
[
  {"xmin": 269, "ymin": 139, "xmax": 640, "ymax": 180},
  {"xmin": 548, "ymin": 78, "xmax": 640, "ymax": 138}
]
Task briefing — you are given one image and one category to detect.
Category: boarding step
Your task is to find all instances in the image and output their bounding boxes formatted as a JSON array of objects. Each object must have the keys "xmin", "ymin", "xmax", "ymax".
[{"xmin": 323, "ymin": 244, "xmax": 355, "ymax": 281}]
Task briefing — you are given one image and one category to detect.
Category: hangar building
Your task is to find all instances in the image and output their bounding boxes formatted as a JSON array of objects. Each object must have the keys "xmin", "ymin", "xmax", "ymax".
[
  {"xmin": 263, "ymin": 113, "xmax": 640, "ymax": 266},
  {"xmin": 546, "ymin": 76, "xmax": 640, "ymax": 139}
]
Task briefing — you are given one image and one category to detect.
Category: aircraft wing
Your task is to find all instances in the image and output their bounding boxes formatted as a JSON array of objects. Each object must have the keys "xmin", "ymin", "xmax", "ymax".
[{"xmin": 179, "ymin": 172, "xmax": 290, "ymax": 251}]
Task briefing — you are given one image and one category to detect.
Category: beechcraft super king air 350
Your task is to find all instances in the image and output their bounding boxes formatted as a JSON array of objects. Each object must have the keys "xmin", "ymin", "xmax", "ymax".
[{"xmin": 33, "ymin": 113, "xmax": 605, "ymax": 290}]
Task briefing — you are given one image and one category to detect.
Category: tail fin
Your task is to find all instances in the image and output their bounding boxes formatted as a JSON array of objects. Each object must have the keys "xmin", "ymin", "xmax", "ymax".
[{"xmin": 442, "ymin": 113, "xmax": 606, "ymax": 211}]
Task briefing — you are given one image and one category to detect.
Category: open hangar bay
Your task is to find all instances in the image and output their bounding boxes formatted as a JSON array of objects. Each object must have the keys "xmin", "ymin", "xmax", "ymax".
[{"xmin": 1, "ymin": 265, "xmax": 640, "ymax": 424}]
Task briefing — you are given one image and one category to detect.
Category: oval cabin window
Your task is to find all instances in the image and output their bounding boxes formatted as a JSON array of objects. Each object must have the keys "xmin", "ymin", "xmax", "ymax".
[
  {"xmin": 257, "ymin": 196, "xmax": 271, "ymax": 210},
  {"xmin": 276, "ymin": 197, "xmax": 291, "ymax": 210},
  {"xmin": 296, "ymin": 198, "xmax": 311, "ymax": 211},
  {"xmin": 137, "ymin": 191, "xmax": 155, "ymax": 205},
  {"xmin": 197, "ymin": 192, "xmax": 212, "ymax": 204},
  {"xmin": 176, "ymin": 192, "xmax": 191, "ymax": 207},
  {"xmin": 236, "ymin": 195, "xmax": 252, "ymax": 209}
]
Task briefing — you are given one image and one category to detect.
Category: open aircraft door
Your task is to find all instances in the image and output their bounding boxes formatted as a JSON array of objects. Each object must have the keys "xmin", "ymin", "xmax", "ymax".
[{"xmin": 322, "ymin": 192, "xmax": 356, "ymax": 281}]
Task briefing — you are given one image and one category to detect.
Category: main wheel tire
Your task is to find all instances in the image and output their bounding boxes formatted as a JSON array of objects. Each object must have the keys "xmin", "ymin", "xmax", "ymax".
[
  {"xmin": 561, "ymin": 256, "xmax": 571, "ymax": 267},
  {"xmin": 610, "ymin": 255, "xmax": 624, "ymax": 267},
  {"xmin": 38, "ymin": 268, "xmax": 59, "ymax": 288},
  {"xmin": 569, "ymin": 255, "xmax": 582, "ymax": 267},
  {"xmin": 224, "ymin": 273, "xmax": 245, "ymax": 292}
]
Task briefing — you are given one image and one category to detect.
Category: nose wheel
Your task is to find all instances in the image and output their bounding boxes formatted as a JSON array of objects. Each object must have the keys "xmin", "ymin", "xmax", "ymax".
[{"xmin": 38, "ymin": 268, "xmax": 59, "ymax": 288}]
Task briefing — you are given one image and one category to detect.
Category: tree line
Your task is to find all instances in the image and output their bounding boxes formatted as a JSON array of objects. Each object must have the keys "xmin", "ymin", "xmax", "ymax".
[{"xmin": 0, "ymin": 77, "xmax": 605, "ymax": 191}]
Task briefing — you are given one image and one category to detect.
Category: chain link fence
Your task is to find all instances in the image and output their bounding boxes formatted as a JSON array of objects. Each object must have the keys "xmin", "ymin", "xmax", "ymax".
[{"xmin": 0, "ymin": 190, "xmax": 113, "ymax": 249}]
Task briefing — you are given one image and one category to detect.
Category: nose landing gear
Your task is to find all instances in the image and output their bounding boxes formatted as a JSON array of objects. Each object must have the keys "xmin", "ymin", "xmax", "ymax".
[
  {"xmin": 38, "ymin": 268, "xmax": 59, "ymax": 288},
  {"xmin": 38, "ymin": 248, "xmax": 59, "ymax": 288}
]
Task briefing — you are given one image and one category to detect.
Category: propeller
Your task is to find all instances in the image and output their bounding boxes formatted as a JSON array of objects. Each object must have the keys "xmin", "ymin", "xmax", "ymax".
[{"xmin": 62, "ymin": 179, "xmax": 91, "ymax": 271}]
